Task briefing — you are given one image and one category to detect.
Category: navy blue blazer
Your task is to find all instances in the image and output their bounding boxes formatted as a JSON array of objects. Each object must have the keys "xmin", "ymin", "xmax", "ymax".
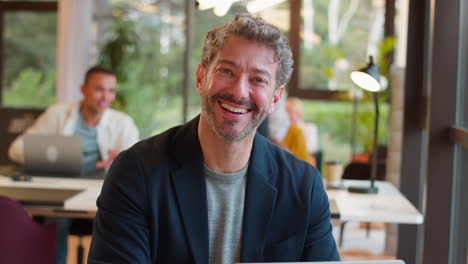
[{"xmin": 88, "ymin": 116, "xmax": 339, "ymax": 263}]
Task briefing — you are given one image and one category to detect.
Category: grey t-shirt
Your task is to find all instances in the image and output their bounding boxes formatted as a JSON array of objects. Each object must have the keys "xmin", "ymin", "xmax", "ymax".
[{"xmin": 205, "ymin": 164, "xmax": 248, "ymax": 264}]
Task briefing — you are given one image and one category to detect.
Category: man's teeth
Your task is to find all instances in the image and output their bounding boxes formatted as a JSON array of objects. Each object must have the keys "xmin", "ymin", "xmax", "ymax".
[{"xmin": 221, "ymin": 103, "xmax": 248, "ymax": 114}]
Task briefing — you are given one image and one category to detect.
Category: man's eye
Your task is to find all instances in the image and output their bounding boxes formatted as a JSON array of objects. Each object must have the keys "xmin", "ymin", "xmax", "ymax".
[
  {"xmin": 253, "ymin": 77, "xmax": 266, "ymax": 84},
  {"xmin": 218, "ymin": 68, "xmax": 233, "ymax": 75}
]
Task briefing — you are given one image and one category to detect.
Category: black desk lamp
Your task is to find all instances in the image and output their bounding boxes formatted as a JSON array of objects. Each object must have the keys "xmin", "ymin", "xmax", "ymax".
[{"xmin": 348, "ymin": 56, "xmax": 383, "ymax": 194}]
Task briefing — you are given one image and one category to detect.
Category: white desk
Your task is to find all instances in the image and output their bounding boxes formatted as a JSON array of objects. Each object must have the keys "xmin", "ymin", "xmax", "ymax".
[
  {"xmin": 0, "ymin": 175, "xmax": 102, "ymax": 218},
  {"xmin": 0, "ymin": 176, "xmax": 423, "ymax": 224},
  {"xmin": 327, "ymin": 180, "xmax": 424, "ymax": 224}
]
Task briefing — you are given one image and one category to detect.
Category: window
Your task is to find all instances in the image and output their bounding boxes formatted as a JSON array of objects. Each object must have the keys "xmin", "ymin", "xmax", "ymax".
[
  {"xmin": 91, "ymin": 0, "xmax": 290, "ymax": 138},
  {"xmin": 88, "ymin": 0, "xmax": 396, "ymax": 166},
  {"xmin": 287, "ymin": 0, "xmax": 398, "ymax": 165},
  {"xmin": 91, "ymin": 0, "xmax": 186, "ymax": 137},
  {"xmin": 0, "ymin": 1, "xmax": 57, "ymax": 107},
  {"xmin": 289, "ymin": 0, "xmax": 389, "ymax": 99},
  {"xmin": 302, "ymin": 99, "xmax": 389, "ymax": 164}
]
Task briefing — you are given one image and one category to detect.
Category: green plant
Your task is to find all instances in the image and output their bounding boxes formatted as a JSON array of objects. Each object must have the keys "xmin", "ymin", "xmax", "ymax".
[
  {"xmin": 302, "ymin": 100, "xmax": 389, "ymax": 164},
  {"xmin": 99, "ymin": 16, "xmax": 140, "ymax": 111},
  {"xmin": 97, "ymin": 8, "xmax": 186, "ymax": 138},
  {"xmin": 4, "ymin": 68, "xmax": 55, "ymax": 107}
]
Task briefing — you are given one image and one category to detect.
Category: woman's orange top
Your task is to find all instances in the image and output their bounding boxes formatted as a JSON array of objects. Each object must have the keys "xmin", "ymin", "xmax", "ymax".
[{"xmin": 281, "ymin": 124, "xmax": 313, "ymax": 164}]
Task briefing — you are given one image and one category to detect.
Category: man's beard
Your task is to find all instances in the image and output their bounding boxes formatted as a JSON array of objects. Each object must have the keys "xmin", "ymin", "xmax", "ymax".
[{"xmin": 201, "ymin": 91, "xmax": 269, "ymax": 142}]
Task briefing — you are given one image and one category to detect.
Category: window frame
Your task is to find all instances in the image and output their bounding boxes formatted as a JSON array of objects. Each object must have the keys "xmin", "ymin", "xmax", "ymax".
[{"xmin": 400, "ymin": 0, "xmax": 468, "ymax": 263}]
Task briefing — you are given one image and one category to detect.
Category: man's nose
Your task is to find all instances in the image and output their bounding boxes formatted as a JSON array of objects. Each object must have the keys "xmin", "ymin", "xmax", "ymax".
[
  {"xmin": 230, "ymin": 75, "xmax": 249, "ymax": 100},
  {"xmin": 102, "ymin": 91, "xmax": 113, "ymax": 101}
]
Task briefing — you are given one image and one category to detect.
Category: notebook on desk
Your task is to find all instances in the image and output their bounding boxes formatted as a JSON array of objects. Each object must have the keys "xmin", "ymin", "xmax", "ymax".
[{"xmin": 23, "ymin": 135, "xmax": 82, "ymax": 177}]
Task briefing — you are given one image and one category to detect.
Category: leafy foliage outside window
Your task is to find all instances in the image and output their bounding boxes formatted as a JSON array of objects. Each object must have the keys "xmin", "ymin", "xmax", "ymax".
[
  {"xmin": 303, "ymin": 100, "xmax": 389, "ymax": 164},
  {"xmin": 300, "ymin": 0, "xmax": 385, "ymax": 91},
  {"xmin": 3, "ymin": 11, "xmax": 56, "ymax": 107},
  {"xmin": 97, "ymin": 2, "xmax": 186, "ymax": 138},
  {"xmin": 3, "ymin": 69, "xmax": 55, "ymax": 107},
  {"xmin": 99, "ymin": 0, "xmax": 265, "ymax": 138}
]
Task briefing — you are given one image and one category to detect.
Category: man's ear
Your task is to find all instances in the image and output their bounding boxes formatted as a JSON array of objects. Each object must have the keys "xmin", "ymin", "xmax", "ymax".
[
  {"xmin": 269, "ymin": 86, "xmax": 284, "ymax": 114},
  {"xmin": 195, "ymin": 64, "xmax": 206, "ymax": 95},
  {"xmin": 80, "ymin": 84, "xmax": 86, "ymax": 96}
]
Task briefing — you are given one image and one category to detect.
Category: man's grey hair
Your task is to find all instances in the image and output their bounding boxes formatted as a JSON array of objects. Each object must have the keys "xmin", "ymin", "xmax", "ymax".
[{"xmin": 200, "ymin": 13, "xmax": 294, "ymax": 89}]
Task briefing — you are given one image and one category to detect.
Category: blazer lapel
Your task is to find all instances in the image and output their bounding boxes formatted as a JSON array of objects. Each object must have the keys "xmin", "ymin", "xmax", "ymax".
[
  {"xmin": 171, "ymin": 116, "xmax": 209, "ymax": 264},
  {"xmin": 240, "ymin": 134, "xmax": 278, "ymax": 262}
]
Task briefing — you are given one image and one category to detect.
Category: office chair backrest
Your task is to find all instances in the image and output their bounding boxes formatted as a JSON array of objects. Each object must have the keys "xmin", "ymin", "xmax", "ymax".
[
  {"xmin": 342, "ymin": 162, "xmax": 386, "ymax": 181},
  {"xmin": 0, "ymin": 195, "xmax": 56, "ymax": 264}
]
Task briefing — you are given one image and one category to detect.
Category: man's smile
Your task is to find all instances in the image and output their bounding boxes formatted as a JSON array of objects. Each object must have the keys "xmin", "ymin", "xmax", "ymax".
[{"xmin": 220, "ymin": 101, "xmax": 250, "ymax": 114}]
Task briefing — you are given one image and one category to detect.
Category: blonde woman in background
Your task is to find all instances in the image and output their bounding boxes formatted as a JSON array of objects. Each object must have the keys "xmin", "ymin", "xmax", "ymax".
[
  {"xmin": 269, "ymin": 95, "xmax": 315, "ymax": 165},
  {"xmin": 285, "ymin": 97, "xmax": 320, "ymax": 155}
]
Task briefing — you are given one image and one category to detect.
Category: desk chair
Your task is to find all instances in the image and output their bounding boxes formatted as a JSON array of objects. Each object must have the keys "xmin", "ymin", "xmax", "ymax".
[{"xmin": 0, "ymin": 195, "xmax": 56, "ymax": 264}]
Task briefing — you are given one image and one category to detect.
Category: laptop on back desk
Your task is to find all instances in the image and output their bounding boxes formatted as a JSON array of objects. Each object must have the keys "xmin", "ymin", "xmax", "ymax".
[{"xmin": 23, "ymin": 135, "xmax": 82, "ymax": 177}]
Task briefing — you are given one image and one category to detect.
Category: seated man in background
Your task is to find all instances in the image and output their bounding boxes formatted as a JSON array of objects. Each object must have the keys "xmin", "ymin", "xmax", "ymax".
[
  {"xmin": 89, "ymin": 14, "xmax": 338, "ymax": 263},
  {"xmin": 7, "ymin": 65, "xmax": 139, "ymax": 264},
  {"xmin": 8, "ymin": 65, "xmax": 139, "ymax": 175}
]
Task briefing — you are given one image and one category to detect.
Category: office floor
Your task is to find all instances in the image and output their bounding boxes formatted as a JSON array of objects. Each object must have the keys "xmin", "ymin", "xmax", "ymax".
[
  {"xmin": 334, "ymin": 221, "xmax": 397, "ymax": 260},
  {"xmin": 66, "ymin": 222, "xmax": 391, "ymax": 264}
]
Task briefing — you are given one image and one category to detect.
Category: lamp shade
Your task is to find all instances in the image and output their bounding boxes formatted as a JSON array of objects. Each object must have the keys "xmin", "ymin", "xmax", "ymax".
[{"xmin": 350, "ymin": 56, "xmax": 382, "ymax": 92}]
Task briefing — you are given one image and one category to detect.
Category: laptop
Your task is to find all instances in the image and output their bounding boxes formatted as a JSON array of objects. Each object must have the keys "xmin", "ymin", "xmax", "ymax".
[
  {"xmin": 240, "ymin": 261, "xmax": 404, "ymax": 264},
  {"xmin": 23, "ymin": 135, "xmax": 82, "ymax": 177}
]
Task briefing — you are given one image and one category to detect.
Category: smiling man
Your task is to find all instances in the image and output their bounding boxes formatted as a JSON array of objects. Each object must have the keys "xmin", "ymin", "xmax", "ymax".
[
  {"xmin": 89, "ymin": 14, "xmax": 339, "ymax": 264},
  {"xmin": 8, "ymin": 66, "xmax": 139, "ymax": 174}
]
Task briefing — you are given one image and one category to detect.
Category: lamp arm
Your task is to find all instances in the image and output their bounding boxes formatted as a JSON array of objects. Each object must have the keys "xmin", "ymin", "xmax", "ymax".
[
  {"xmin": 350, "ymin": 95, "xmax": 359, "ymax": 155},
  {"xmin": 370, "ymin": 92, "xmax": 379, "ymax": 188}
]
